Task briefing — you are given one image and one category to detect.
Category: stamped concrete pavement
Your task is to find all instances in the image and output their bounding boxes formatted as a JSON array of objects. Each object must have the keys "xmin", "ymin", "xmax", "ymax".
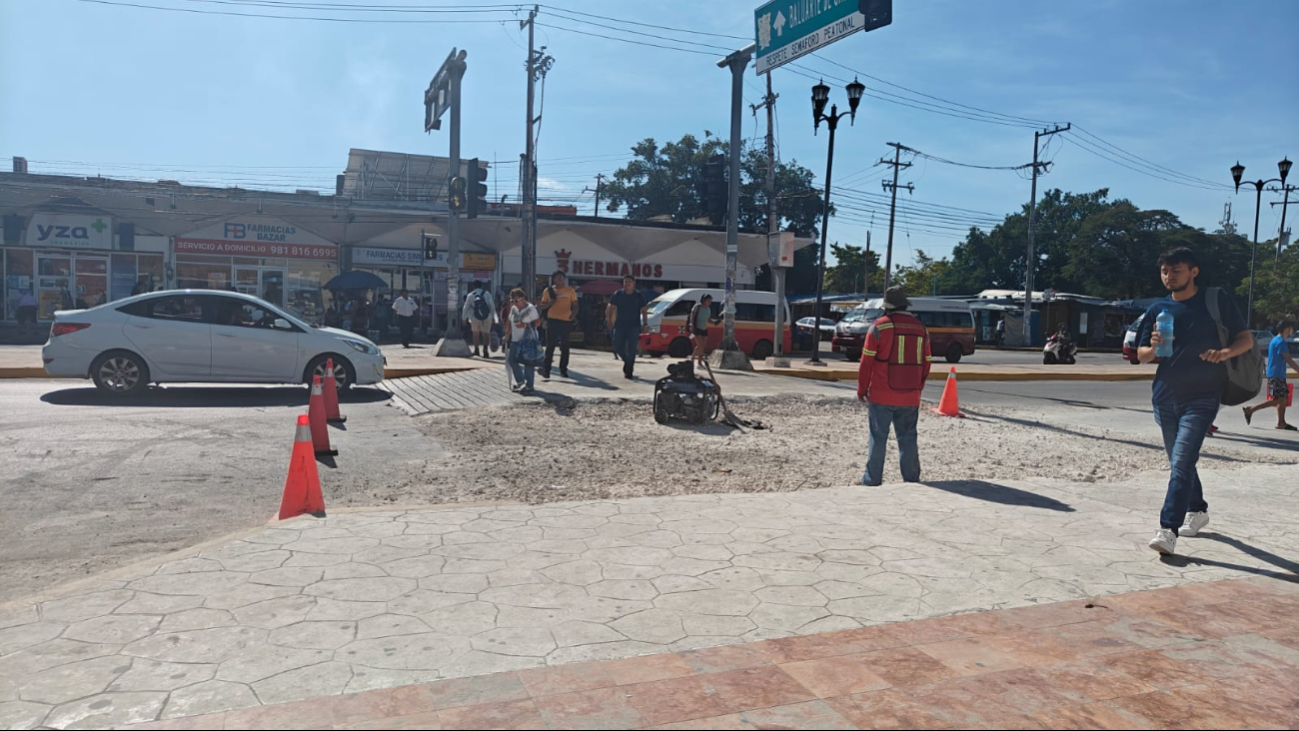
[{"xmin": 0, "ymin": 463, "xmax": 1294, "ymax": 729}]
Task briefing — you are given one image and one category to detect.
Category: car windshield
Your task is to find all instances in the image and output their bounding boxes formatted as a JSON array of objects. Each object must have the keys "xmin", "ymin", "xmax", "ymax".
[
  {"xmin": 646, "ymin": 297, "xmax": 676, "ymax": 317},
  {"xmin": 842, "ymin": 307, "xmax": 883, "ymax": 324}
]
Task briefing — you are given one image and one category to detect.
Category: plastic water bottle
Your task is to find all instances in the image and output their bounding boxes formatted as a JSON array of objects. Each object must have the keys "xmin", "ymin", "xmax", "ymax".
[{"xmin": 1155, "ymin": 308, "xmax": 1174, "ymax": 359}]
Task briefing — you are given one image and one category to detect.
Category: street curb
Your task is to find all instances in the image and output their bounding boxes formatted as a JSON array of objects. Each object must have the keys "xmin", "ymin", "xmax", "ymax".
[
  {"xmin": 759, "ymin": 368, "xmax": 1159, "ymax": 383},
  {"xmin": 0, "ymin": 366, "xmax": 493, "ymax": 380},
  {"xmin": 0, "ymin": 367, "xmax": 61, "ymax": 379},
  {"xmin": 0, "ymin": 499, "xmax": 522, "ymax": 613}
]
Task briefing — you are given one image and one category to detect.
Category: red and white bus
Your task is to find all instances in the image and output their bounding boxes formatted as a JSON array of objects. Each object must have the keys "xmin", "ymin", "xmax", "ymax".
[{"xmin": 640, "ymin": 288, "xmax": 792, "ymax": 360}]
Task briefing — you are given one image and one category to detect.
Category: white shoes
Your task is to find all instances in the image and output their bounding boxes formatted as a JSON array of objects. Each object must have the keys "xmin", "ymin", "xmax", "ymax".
[
  {"xmin": 1148, "ymin": 529, "xmax": 1177, "ymax": 555},
  {"xmin": 1180, "ymin": 511, "xmax": 1209, "ymax": 537}
]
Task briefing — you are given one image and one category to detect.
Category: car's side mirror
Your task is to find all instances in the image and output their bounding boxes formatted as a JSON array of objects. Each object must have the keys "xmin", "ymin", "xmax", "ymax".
[{"xmin": 273, "ymin": 318, "xmax": 293, "ymax": 331}]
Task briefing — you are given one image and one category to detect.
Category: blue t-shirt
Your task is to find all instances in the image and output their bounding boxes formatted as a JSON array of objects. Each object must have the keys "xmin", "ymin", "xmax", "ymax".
[
  {"xmin": 609, "ymin": 290, "xmax": 647, "ymax": 330},
  {"xmin": 1137, "ymin": 288, "xmax": 1247, "ymax": 403},
  {"xmin": 1268, "ymin": 335, "xmax": 1290, "ymax": 379}
]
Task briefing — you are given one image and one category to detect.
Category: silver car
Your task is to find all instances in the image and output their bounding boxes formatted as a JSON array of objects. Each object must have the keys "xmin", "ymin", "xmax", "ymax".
[{"xmin": 43, "ymin": 290, "xmax": 385, "ymax": 396}]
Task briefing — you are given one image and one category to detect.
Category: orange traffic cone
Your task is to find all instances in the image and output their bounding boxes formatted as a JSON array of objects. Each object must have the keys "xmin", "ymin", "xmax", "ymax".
[
  {"xmin": 308, "ymin": 375, "xmax": 339, "ymax": 456},
  {"xmin": 323, "ymin": 358, "xmax": 346, "ymax": 424},
  {"xmin": 276, "ymin": 415, "xmax": 326, "ymax": 521},
  {"xmin": 934, "ymin": 366, "xmax": 965, "ymax": 418}
]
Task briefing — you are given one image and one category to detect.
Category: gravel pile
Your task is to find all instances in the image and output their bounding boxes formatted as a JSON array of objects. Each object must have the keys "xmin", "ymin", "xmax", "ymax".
[{"xmin": 393, "ymin": 395, "xmax": 1294, "ymax": 505}]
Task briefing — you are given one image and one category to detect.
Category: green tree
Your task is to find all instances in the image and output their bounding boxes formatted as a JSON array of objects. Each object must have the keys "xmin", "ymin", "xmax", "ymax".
[
  {"xmin": 822, "ymin": 242, "xmax": 879, "ymax": 294},
  {"xmin": 1238, "ymin": 240, "xmax": 1299, "ymax": 327},
  {"xmin": 1062, "ymin": 203, "xmax": 1183, "ymax": 299},
  {"xmin": 942, "ymin": 188, "xmax": 1118, "ymax": 294},
  {"xmin": 893, "ymin": 250, "xmax": 953, "ymax": 297},
  {"xmin": 600, "ymin": 132, "xmax": 829, "ymax": 294}
]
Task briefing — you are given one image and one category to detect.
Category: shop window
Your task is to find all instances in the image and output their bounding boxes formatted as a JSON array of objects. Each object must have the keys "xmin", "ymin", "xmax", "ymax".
[
  {"xmin": 5, "ymin": 249, "xmax": 33, "ymax": 321},
  {"xmin": 177, "ymin": 259, "xmax": 233, "ymax": 290}
]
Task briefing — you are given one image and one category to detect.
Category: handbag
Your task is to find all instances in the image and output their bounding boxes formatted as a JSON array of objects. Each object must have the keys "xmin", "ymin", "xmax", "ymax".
[{"xmin": 519, "ymin": 323, "xmax": 545, "ymax": 367}]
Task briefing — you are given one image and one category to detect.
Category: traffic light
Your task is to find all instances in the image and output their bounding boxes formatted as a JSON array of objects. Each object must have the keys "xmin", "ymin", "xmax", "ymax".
[
  {"xmin": 859, "ymin": 0, "xmax": 893, "ymax": 33},
  {"xmin": 449, "ymin": 176, "xmax": 466, "ymax": 213},
  {"xmin": 466, "ymin": 158, "xmax": 488, "ymax": 219},
  {"xmin": 699, "ymin": 154, "xmax": 727, "ymax": 225},
  {"xmin": 423, "ymin": 235, "xmax": 439, "ymax": 262}
]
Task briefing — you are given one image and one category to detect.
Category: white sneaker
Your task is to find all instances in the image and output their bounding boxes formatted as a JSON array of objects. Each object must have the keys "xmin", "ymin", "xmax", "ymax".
[
  {"xmin": 1148, "ymin": 528, "xmax": 1177, "ymax": 555},
  {"xmin": 1180, "ymin": 512, "xmax": 1209, "ymax": 537}
]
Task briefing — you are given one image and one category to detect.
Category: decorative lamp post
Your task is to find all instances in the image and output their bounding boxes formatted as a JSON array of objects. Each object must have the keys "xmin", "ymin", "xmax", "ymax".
[
  {"xmin": 808, "ymin": 77, "xmax": 864, "ymax": 364},
  {"xmin": 1231, "ymin": 156, "xmax": 1291, "ymax": 327}
]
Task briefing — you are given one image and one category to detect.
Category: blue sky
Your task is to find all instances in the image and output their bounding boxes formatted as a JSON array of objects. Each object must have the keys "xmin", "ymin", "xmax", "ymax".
[{"xmin": 3, "ymin": 0, "xmax": 1296, "ymax": 271}]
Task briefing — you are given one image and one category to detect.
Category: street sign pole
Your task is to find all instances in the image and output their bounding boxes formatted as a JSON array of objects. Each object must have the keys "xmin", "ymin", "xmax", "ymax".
[
  {"xmin": 429, "ymin": 49, "xmax": 471, "ymax": 358},
  {"xmin": 715, "ymin": 45, "xmax": 755, "ymax": 371}
]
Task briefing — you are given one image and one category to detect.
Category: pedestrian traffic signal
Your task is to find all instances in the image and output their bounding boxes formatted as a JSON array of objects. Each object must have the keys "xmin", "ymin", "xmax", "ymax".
[
  {"xmin": 466, "ymin": 158, "xmax": 488, "ymax": 219},
  {"xmin": 699, "ymin": 154, "xmax": 727, "ymax": 225},
  {"xmin": 449, "ymin": 176, "xmax": 466, "ymax": 213},
  {"xmin": 424, "ymin": 235, "xmax": 439, "ymax": 262}
]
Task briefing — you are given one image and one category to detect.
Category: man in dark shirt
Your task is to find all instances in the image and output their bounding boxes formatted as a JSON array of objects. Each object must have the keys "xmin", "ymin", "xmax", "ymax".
[
  {"xmin": 606, "ymin": 275, "xmax": 649, "ymax": 380},
  {"xmin": 1136, "ymin": 247, "xmax": 1253, "ymax": 555}
]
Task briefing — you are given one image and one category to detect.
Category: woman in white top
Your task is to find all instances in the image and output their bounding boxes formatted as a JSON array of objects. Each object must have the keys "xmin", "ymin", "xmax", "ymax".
[{"xmin": 502, "ymin": 287, "xmax": 540, "ymax": 394}]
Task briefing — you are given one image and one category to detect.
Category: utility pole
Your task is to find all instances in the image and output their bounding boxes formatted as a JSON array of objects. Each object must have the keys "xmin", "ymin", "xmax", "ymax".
[
  {"xmin": 1023, "ymin": 123, "xmax": 1070, "ymax": 346},
  {"xmin": 1269, "ymin": 183, "xmax": 1296, "ymax": 260},
  {"xmin": 584, "ymin": 173, "xmax": 605, "ymax": 217},
  {"xmin": 752, "ymin": 75, "xmax": 785, "ymax": 363},
  {"xmin": 864, "ymin": 229, "xmax": 871, "ymax": 294},
  {"xmin": 521, "ymin": 5, "xmax": 538, "ymax": 296},
  {"xmin": 714, "ymin": 44, "xmax": 755, "ymax": 370},
  {"xmin": 879, "ymin": 143, "xmax": 913, "ymax": 291}
]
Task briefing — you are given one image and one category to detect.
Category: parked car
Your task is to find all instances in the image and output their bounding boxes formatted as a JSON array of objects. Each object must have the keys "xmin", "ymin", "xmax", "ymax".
[
  {"xmin": 1122, "ymin": 312, "xmax": 1147, "ymax": 364},
  {"xmin": 795, "ymin": 317, "xmax": 836, "ymax": 340},
  {"xmin": 42, "ymin": 290, "xmax": 386, "ymax": 396}
]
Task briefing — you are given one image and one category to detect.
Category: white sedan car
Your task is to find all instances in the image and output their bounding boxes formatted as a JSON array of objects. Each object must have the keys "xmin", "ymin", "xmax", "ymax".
[{"xmin": 43, "ymin": 290, "xmax": 386, "ymax": 396}]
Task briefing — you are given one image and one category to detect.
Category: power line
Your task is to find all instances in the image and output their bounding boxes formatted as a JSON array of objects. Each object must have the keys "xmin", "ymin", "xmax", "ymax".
[{"xmin": 74, "ymin": 0, "xmax": 520, "ymax": 23}]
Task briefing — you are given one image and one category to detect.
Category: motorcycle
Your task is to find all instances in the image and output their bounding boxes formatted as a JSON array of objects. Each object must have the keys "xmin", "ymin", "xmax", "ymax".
[{"xmin": 1043, "ymin": 333, "xmax": 1077, "ymax": 365}]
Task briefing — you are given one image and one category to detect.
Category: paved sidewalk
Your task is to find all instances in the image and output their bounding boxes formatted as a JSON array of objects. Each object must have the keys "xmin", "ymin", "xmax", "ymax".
[
  {"xmin": 0, "ymin": 464, "xmax": 1294, "ymax": 729},
  {"xmin": 120, "ymin": 575, "xmax": 1299, "ymax": 729}
]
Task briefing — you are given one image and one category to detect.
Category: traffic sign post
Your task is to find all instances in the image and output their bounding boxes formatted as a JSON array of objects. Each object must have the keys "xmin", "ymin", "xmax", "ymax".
[{"xmin": 754, "ymin": 0, "xmax": 892, "ymax": 75}]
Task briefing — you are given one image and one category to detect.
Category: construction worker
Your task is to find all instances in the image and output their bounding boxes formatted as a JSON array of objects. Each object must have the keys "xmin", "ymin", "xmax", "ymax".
[{"xmin": 857, "ymin": 286, "xmax": 933, "ymax": 486}]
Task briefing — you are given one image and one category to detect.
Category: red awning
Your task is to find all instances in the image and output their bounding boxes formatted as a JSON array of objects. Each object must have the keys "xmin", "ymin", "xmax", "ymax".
[{"xmin": 577, "ymin": 279, "xmax": 624, "ymax": 296}]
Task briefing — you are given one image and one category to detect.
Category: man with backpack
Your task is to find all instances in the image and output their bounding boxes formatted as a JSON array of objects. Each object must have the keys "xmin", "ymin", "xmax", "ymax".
[
  {"xmin": 539, "ymin": 271, "xmax": 578, "ymax": 379},
  {"xmin": 857, "ymin": 287, "xmax": 932, "ymax": 487},
  {"xmin": 1136, "ymin": 247, "xmax": 1255, "ymax": 555},
  {"xmin": 461, "ymin": 281, "xmax": 497, "ymax": 358}
]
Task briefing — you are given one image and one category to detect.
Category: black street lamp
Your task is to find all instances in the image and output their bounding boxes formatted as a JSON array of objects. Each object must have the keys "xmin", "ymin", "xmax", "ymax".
[
  {"xmin": 808, "ymin": 77, "xmax": 865, "ymax": 365},
  {"xmin": 1231, "ymin": 156, "xmax": 1291, "ymax": 327}
]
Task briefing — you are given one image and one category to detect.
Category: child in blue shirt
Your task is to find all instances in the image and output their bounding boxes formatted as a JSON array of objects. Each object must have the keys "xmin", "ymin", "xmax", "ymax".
[{"xmin": 1243, "ymin": 320, "xmax": 1298, "ymax": 430}]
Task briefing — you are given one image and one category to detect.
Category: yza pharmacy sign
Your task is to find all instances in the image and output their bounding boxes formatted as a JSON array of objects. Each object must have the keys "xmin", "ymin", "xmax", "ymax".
[
  {"xmin": 754, "ymin": 0, "xmax": 892, "ymax": 75},
  {"xmin": 26, "ymin": 213, "xmax": 114, "ymax": 250}
]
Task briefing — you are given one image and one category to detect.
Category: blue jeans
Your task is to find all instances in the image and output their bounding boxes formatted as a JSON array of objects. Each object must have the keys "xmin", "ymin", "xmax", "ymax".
[
  {"xmin": 1152, "ymin": 395, "xmax": 1217, "ymax": 530},
  {"xmin": 862, "ymin": 403, "xmax": 921, "ymax": 486},
  {"xmin": 507, "ymin": 341, "xmax": 535, "ymax": 389},
  {"xmin": 612, "ymin": 326, "xmax": 639, "ymax": 376}
]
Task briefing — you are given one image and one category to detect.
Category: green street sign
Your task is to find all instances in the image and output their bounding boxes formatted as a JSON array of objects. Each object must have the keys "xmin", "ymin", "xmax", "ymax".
[{"xmin": 754, "ymin": 0, "xmax": 892, "ymax": 75}]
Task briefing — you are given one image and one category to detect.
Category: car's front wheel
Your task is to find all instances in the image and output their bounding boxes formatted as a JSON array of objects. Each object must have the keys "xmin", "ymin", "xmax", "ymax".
[
  {"xmin": 305, "ymin": 354, "xmax": 355, "ymax": 392},
  {"xmin": 91, "ymin": 350, "xmax": 150, "ymax": 397}
]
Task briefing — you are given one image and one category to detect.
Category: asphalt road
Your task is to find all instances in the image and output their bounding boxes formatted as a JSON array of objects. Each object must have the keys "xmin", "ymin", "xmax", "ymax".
[{"xmin": 1, "ymin": 373, "xmax": 1293, "ymax": 604}]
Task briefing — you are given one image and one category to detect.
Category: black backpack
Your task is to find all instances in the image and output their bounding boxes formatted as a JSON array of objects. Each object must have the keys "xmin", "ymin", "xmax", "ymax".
[
  {"xmin": 471, "ymin": 291, "xmax": 492, "ymax": 321},
  {"xmin": 1206, "ymin": 287, "xmax": 1262, "ymax": 406}
]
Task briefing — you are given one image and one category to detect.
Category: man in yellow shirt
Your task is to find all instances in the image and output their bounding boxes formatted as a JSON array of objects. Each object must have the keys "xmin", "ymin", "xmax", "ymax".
[{"xmin": 539, "ymin": 271, "xmax": 579, "ymax": 379}]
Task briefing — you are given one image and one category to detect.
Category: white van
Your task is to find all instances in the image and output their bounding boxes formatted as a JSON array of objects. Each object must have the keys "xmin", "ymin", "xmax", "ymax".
[
  {"xmin": 641, "ymin": 288, "xmax": 791, "ymax": 360},
  {"xmin": 832, "ymin": 297, "xmax": 976, "ymax": 363}
]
